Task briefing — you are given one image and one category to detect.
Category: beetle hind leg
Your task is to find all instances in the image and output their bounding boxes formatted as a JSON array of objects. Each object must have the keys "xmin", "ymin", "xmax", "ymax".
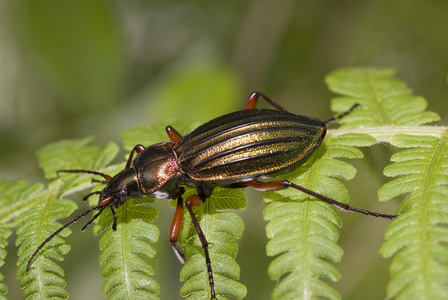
[
  {"xmin": 244, "ymin": 92, "xmax": 289, "ymax": 112},
  {"xmin": 247, "ymin": 179, "xmax": 396, "ymax": 219},
  {"xmin": 324, "ymin": 103, "xmax": 360, "ymax": 125}
]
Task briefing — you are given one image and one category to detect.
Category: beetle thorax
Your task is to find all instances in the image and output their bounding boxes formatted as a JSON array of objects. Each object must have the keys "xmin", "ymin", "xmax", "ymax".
[{"xmin": 131, "ymin": 142, "xmax": 182, "ymax": 198}]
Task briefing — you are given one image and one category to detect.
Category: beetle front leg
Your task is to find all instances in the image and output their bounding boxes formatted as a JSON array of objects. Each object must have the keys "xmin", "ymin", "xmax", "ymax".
[
  {"xmin": 170, "ymin": 196, "xmax": 186, "ymax": 264},
  {"xmin": 125, "ymin": 144, "xmax": 145, "ymax": 169},
  {"xmin": 185, "ymin": 194, "xmax": 217, "ymax": 299},
  {"xmin": 247, "ymin": 179, "xmax": 396, "ymax": 219},
  {"xmin": 244, "ymin": 92, "xmax": 289, "ymax": 112},
  {"xmin": 110, "ymin": 207, "xmax": 118, "ymax": 230}
]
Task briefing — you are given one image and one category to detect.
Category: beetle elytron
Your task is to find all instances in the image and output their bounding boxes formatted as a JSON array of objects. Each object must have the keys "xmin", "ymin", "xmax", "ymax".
[{"xmin": 27, "ymin": 92, "xmax": 396, "ymax": 299}]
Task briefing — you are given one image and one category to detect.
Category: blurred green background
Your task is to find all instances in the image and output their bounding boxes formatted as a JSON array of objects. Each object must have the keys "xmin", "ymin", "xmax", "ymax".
[{"xmin": 1, "ymin": 0, "xmax": 447, "ymax": 299}]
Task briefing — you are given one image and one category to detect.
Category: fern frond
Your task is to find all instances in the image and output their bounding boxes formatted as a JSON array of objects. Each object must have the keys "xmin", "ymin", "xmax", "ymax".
[
  {"xmin": 379, "ymin": 133, "xmax": 448, "ymax": 299},
  {"xmin": 0, "ymin": 225, "xmax": 12, "ymax": 298},
  {"xmin": 178, "ymin": 187, "xmax": 247, "ymax": 300},
  {"xmin": 37, "ymin": 137, "xmax": 119, "ymax": 178},
  {"xmin": 325, "ymin": 68, "xmax": 440, "ymax": 128},
  {"xmin": 0, "ymin": 179, "xmax": 44, "ymax": 298},
  {"xmin": 263, "ymin": 133, "xmax": 375, "ymax": 300},
  {"xmin": 326, "ymin": 67, "xmax": 448, "ymax": 299},
  {"xmin": 16, "ymin": 186, "xmax": 78, "ymax": 299},
  {"xmin": 0, "ymin": 179, "xmax": 44, "ymax": 225},
  {"xmin": 95, "ymin": 199, "xmax": 160, "ymax": 299},
  {"xmin": 37, "ymin": 137, "xmax": 119, "ymax": 196},
  {"xmin": 12, "ymin": 138, "xmax": 121, "ymax": 299}
]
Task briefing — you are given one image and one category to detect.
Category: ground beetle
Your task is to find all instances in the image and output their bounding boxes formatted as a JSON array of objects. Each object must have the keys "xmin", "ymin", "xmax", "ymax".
[{"xmin": 26, "ymin": 92, "xmax": 396, "ymax": 299}]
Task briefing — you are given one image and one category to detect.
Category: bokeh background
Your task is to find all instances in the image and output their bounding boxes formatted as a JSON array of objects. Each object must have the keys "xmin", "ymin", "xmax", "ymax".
[{"xmin": 1, "ymin": 1, "xmax": 447, "ymax": 299}]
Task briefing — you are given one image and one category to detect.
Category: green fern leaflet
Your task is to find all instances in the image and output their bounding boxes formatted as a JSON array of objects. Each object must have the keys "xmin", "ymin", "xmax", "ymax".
[{"xmin": 379, "ymin": 134, "xmax": 448, "ymax": 300}]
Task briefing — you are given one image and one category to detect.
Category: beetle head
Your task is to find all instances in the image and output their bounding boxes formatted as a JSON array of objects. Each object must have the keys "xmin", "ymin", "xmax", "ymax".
[{"xmin": 97, "ymin": 168, "xmax": 140, "ymax": 207}]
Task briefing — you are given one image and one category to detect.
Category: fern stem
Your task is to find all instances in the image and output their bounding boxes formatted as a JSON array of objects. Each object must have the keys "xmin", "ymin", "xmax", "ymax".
[{"xmin": 329, "ymin": 125, "xmax": 448, "ymax": 142}]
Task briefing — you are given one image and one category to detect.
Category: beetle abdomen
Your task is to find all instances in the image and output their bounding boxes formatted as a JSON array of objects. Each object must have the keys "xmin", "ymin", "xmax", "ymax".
[{"xmin": 175, "ymin": 109, "xmax": 326, "ymax": 182}]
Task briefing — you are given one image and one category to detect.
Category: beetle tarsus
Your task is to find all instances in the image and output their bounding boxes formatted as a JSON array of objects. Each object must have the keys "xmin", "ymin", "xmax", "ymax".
[{"xmin": 170, "ymin": 242, "xmax": 186, "ymax": 264}]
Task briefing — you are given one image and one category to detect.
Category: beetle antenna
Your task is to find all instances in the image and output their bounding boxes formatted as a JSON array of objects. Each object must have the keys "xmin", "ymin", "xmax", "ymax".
[
  {"xmin": 325, "ymin": 103, "xmax": 360, "ymax": 125},
  {"xmin": 92, "ymin": 179, "xmax": 110, "ymax": 185},
  {"xmin": 57, "ymin": 170, "xmax": 113, "ymax": 181},
  {"xmin": 83, "ymin": 191, "xmax": 101, "ymax": 202},
  {"xmin": 26, "ymin": 204, "xmax": 103, "ymax": 272}
]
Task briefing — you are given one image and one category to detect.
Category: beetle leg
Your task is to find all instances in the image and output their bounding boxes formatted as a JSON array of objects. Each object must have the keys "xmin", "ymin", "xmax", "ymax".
[
  {"xmin": 166, "ymin": 126, "xmax": 183, "ymax": 147},
  {"xmin": 81, "ymin": 209, "xmax": 104, "ymax": 232},
  {"xmin": 125, "ymin": 144, "xmax": 145, "ymax": 169},
  {"xmin": 82, "ymin": 191, "xmax": 102, "ymax": 202},
  {"xmin": 170, "ymin": 196, "xmax": 186, "ymax": 264},
  {"xmin": 110, "ymin": 207, "xmax": 118, "ymax": 230},
  {"xmin": 244, "ymin": 92, "xmax": 289, "ymax": 112},
  {"xmin": 247, "ymin": 179, "xmax": 396, "ymax": 219},
  {"xmin": 80, "ymin": 206, "xmax": 116, "ymax": 233},
  {"xmin": 185, "ymin": 194, "xmax": 216, "ymax": 299},
  {"xmin": 325, "ymin": 103, "xmax": 360, "ymax": 125}
]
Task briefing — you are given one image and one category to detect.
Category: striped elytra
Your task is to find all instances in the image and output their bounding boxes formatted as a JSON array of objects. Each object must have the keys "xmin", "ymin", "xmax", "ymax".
[{"xmin": 175, "ymin": 109, "xmax": 326, "ymax": 182}]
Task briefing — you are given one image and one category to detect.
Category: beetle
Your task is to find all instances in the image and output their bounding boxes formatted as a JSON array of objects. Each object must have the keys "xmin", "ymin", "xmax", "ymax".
[{"xmin": 26, "ymin": 92, "xmax": 396, "ymax": 299}]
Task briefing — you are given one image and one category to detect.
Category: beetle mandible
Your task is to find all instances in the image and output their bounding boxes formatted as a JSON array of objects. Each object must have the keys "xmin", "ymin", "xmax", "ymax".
[{"xmin": 26, "ymin": 92, "xmax": 396, "ymax": 299}]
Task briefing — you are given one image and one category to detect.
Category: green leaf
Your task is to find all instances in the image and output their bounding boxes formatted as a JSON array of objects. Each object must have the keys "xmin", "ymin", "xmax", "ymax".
[
  {"xmin": 149, "ymin": 63, "xmax": 241, "ymax": 123},
  {"xmin": 263, "ymin": 132, "xmax": 368, "ymax": 300},
  {"xmin": 179, "ymin": 187, "xmax": 247, "ymax": 299},
  {"xmin": 94, "ymin": 198, "xmax": 159, "ymax": 235},
  {"xmin": 326, "ymin": 68, "xmax": 440, "ymax": 128},
  {"xmin": 16, "ymin": 186, "xmax": 78, "ymax": 299},
  {"xmin": 98, "ymin": 212, "xmax": 160, "ymax": 299},
  {"xmin": 0, "ymin": 179, "xmax": 44, "ymax": 224},
  {"xmin": 38, "ymin": 137, "xmax": 119, "ymax": 178},
  {"xmin": 37, "ymin": 137, "xmax": 119, "ymax": 197},
  {"xmin": 379, "ymin": 133, "xmax": 448, "ymax": 299},
  {"xmin": 0, "ymin": 225, "xmax": 12, "ymax": 298},
  {"xmin": 326, "ymin": 67, "xmax": 448, "ymax": 299}
]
